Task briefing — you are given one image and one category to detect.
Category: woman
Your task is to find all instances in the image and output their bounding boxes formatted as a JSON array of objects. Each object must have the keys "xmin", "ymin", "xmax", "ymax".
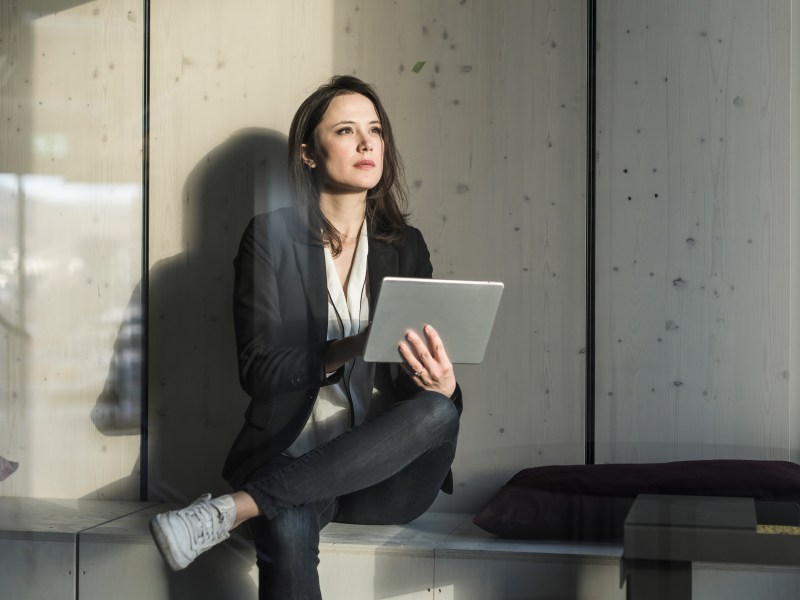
[{"xmin": 150, "ymin": 75, "xmax": 462, "ymax": 599}]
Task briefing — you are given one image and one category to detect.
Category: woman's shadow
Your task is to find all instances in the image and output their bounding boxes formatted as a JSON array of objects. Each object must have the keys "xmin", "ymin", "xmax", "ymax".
[{"xmin": 91, "ymin": 127, "xmax": 290, "ymax": 598}]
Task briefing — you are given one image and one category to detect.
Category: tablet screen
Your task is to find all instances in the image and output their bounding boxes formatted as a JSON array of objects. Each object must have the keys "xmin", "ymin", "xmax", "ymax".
[{"xmin": 363, "ymin": 277, "xmax": 503, "ymax": 364}]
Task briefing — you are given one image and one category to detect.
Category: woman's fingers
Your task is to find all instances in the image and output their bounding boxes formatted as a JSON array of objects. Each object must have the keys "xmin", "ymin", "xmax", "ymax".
[
  {"xmin": 397, "ymin": 350, "xmax": 424, "ymax": 391},
  {"xmin": 398, "ymin": 325, "xmax": 454, "ymax": 395},
  {"xmin": 397, "ymin": 336, "xmax": 428, "ymax": 380},
  {"xmin": 402, "ymin": 328, "xmax": 438, "ymax": 375},
  {"xmin": 423, "ymin": 324, "xmax": 451, "ymax": 366}
]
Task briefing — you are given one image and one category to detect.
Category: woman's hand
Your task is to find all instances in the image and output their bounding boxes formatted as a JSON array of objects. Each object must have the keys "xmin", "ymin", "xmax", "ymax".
[
  {"xmin": 324, "ymin": 325, "xmax": 370, "ymax": 374},
  {"xmin": 398, "ymin": 324, "xmax": 456, "ymax": 397}
]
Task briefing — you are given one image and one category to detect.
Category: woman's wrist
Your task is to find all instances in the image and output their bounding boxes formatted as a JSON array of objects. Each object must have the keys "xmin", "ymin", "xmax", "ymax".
[
  {"xmin": 323, "ymin": 338, "xmax": 349, "ymax": 373},
  {"xmin": 324, "ymin": 329, "xmax": 368, "ymax": 373}
]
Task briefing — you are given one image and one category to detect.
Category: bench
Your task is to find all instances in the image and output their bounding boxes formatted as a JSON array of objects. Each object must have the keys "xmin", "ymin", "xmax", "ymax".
[
  {"xmin": 318, "ymin": 512, "xmax": 622, "ymax": 599},
  {"xmin": 3, "ymin": 497, "xmax": 799, "ymax": 599}
]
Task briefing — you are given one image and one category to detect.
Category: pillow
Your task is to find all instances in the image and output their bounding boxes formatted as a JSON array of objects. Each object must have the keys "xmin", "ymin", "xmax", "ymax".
[{"xmin": 473, "ymin": 460, "xmax": 800, "ymax": 541}]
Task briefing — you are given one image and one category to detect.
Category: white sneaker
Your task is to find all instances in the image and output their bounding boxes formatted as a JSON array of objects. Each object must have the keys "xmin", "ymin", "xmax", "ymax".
[{"xmin": 149, "ymin": 493, "xmax": 237, "ymax": 571}]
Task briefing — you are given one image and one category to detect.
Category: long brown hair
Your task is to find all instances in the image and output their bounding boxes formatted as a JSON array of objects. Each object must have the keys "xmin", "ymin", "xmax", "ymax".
[{"xmin": 288, "ymin": 75, "xmax": 409, "ymax": 255}]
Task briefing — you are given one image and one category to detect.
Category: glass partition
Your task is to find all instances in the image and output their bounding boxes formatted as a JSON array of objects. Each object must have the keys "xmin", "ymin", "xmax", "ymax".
[{"xmin": 0, "ymin": 0, "xmax": 143, "ymax": 499}]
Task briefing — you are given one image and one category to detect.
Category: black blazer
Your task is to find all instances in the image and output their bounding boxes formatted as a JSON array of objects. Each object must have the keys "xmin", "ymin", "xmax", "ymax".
[{"xmin": 222, "ymin": 207, "xmax": 462, "ymax": 491}]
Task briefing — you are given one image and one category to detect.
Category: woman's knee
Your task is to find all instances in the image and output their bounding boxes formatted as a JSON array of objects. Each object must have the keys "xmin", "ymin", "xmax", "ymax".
[{"xmin": 408, "ymin": 391, "xmax": 460, "ymax": 440}]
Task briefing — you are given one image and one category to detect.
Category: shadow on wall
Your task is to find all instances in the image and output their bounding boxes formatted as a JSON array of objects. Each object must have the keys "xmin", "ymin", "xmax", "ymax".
[
  {"xmin": 147, "ymin": 127, "xmax": 290, "ymax": 504},
  {"xmin": 91, "ymin": 128, "xmax": 290, "ymax": 599}
]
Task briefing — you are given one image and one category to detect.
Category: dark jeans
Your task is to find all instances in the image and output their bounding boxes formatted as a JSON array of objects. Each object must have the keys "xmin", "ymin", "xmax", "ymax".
[{"xmin": 243, "ymin": 390, "xmax": 460, "ymax": 600}]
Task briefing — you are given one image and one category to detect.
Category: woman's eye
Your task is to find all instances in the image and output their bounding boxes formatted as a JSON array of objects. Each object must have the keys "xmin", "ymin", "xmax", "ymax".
[
  {"xmin": 371, "ymin": 127, "xmax": 382, "ymax": 135},
  {"xmin": 337, "ymin": 127, "xmax": 353, "ymax": 135}
]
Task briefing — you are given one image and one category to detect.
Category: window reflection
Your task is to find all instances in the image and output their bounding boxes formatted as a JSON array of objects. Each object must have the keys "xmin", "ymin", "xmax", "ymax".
[{"xmin": 0, "ymin": 1, "xmax": 143, "ymax": 499}]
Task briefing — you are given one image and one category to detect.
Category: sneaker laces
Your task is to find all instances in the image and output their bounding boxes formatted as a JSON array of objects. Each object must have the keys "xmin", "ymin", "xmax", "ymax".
[{"xmin": 180, "ymin": 497, "xmax": 230, "ymax": 548}]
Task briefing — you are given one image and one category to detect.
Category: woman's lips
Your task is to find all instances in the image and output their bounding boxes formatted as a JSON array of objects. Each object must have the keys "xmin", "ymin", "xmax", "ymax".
[{"xmin": 355, "ymin": 160, "xmax": 375, "ymax": 169}]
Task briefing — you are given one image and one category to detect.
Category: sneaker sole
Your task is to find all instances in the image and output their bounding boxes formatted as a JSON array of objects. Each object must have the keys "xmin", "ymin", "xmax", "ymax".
[{"xmin": 149, "ymin": 516, "xmax": 188, "ymax": 571}]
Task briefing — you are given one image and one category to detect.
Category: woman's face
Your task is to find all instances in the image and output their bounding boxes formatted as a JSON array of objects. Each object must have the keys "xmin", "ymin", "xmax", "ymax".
[{"xmin": 304, "ymin": 92, "xmax": 384, "ymax": 196}]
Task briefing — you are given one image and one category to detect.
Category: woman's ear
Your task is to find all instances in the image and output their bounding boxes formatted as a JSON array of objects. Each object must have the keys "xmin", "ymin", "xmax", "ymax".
[{"xmin": 300, "ymin": 144, "xmax": 316, "ymax": 168}]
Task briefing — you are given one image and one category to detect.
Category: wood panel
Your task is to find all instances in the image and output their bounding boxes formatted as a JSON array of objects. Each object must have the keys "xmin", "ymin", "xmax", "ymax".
[
  {"xmin": 148, "ymin": 0, "xmax": 587, "ymax": 512},
  {"xmin": 434, "ymin": 554, "xmax": 621, "ymax": 600},
  {"xmin": 320, "ymin": 548, "xmax": 434, "ymax": 600},
  {"xmin": 595, "ymin": 0, "xmax": 793, "ymax": 462},
  {"xmin": 0, "ymin": 539, "xmax": 75, "ymax": 600},
  {"xmin": 147, "ymin": 0, "xmax": 340, "ymax": 504},
  {"xmin": 0, "ymin": 0, "xmax": 143, "ymax": 499},
  {"xmin": 332, "ymin": 0, "xmax": 587, "ymax": 511},
  {"xmin": 0, "ymin": 498, "xmax": 156, "ymax": 600},
  {"xmin": 790, "ymin": 0, "xmax": 800, "ymax": 464}
]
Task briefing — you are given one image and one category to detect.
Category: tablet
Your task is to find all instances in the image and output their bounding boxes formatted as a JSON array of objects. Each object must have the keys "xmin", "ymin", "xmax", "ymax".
[{"xmin": 363, "ymin": 277, "xmax": 504, "ymax": 364}]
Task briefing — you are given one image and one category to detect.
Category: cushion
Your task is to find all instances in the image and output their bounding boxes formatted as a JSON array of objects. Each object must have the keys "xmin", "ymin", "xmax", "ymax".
[{"xmin": 473, "ymin": 460, "xmax": 800, "ymax": 541}]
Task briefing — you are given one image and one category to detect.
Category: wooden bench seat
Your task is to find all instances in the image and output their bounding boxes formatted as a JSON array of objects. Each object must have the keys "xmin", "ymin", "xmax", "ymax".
[
  {"xmin": 4, "ymin": 497, "xmax": 800, "ymax": 599},
  {"xmin": 318, "ymin": 512, "xmax": 622, "ymax": 599}
]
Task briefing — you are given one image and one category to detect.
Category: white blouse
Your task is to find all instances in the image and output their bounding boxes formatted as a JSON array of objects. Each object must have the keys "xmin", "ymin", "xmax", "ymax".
[{"xmin": 284, "ymin": 219, "xmax": 375, "ymax": 457}]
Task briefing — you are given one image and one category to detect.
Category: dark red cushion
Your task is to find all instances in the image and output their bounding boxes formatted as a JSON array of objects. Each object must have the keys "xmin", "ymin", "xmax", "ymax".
[{"xmin": 473, "ymin": 460, "xmax": 800, "ymax": 540}]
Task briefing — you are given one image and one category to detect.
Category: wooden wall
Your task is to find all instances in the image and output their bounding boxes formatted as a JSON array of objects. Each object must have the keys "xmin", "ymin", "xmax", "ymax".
[
  {"xmin": 792, "ymin": 0, "xmax": 800, "ymax": 465},
  {"xmin": 595, "ymin": 0, "xmax": 798, "ymax": 462},
  {"xmin": 0, "ymin": 0, "xmax": 143, "ymax": 499},
  {"xmin": 2, "ymin": 0, "xmax": 796, "ymax": 516},
  {"xmin": 147, "ymin": 0, "xmax": 587, "ymax": 512},
  {"xmin": 333, "ymin": 0, "xmax": 588, "ymax": 512}
]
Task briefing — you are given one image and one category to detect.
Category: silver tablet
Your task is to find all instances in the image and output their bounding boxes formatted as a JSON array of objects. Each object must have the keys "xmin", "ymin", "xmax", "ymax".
[{"xmin": 363, "ymin": 277, "xmax": 504, "ymax": 364}]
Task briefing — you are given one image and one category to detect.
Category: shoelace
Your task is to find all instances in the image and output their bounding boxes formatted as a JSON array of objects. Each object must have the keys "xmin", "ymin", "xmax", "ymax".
[{"xmin": 180, "ymin": 500, "xmax": 227, "ymax": 547}]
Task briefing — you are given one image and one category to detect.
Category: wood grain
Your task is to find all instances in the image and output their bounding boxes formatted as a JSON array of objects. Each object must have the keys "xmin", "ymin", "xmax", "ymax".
[
  {"xmin": 330, "ymin": 0, "xmax": 588, "ymax": 511},
  {"xmin": 596, "ymin": 0, "xmax": 793, "ymax": 463},
  {"xmin": 0, "ymin": 0, "xmax": 143, "ymax": 499},
  {"xmin": 790, "ymin": 0, "xmax": 800, "ymax": 464}
]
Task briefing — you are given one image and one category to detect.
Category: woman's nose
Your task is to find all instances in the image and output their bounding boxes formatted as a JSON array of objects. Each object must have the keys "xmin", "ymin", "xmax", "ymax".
[{"xmin": 358, "ymin": 133, "xmax": 373, "ymax": 151}]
